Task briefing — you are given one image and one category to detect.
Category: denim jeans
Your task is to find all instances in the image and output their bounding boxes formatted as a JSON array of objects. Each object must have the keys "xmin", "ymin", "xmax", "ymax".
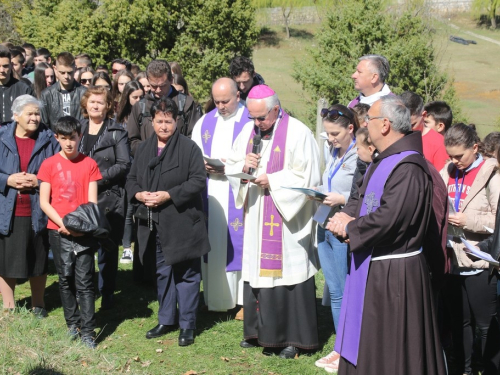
[{"xmin": 317, "ymin": 226, "xmax": 348, "ymax": 331}]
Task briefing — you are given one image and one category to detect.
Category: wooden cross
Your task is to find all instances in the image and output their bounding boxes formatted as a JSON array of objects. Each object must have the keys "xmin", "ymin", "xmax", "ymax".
[
  {"xmin": 230, "ymin": 218, "xmax": 243, "ymax": 232},
  {"xmin": 264, "ymin": 214, "xmax": 279, "ymax": 236},
  {"xmin": 202, "ymin": 130, "xmax": 211, "ymax": 144},
  {"xmin": 365, "ymin": 192, "xmax": 380, "ymax": 213}
]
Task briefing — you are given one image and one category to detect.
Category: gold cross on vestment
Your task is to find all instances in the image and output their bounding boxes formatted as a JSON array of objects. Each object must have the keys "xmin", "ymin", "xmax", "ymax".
[
  {"xmin": 202, "ymin": 130, "xmax": 211, "ymax": 144},
  {"xmin": 230, "ymin": 218, "xmax": 243, "ymax": 231},
  {"xmin": 264, "ymin": 214, "xmax": 279, "ymax": 236}
]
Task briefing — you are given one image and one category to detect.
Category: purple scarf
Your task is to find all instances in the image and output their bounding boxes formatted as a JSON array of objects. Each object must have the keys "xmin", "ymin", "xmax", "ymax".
[
  {"xmin": 334, "ymin": 151, "xmax": 417, "ymax": 366},
  {"xmin": 201, "ymin": 106, "xmax": 249, "ymax": 271},
  {"xmin": 246, "ymin": 113, "xmax": 290, "ymax": 277}
]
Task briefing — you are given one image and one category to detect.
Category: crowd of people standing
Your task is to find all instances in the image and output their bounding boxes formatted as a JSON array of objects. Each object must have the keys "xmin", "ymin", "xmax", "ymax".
[{"xmin": 0, "ymin": 41, "xmax": 500, "ymax": 375}]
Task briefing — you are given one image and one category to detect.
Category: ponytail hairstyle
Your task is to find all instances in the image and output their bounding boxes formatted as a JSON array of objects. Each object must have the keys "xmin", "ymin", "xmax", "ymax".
[{"xmin": 445, "ymin": 123, "xmax": 482, "ymax": 153}]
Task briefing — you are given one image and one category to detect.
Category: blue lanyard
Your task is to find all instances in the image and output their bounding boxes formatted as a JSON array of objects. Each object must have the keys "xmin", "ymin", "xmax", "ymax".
[
  {"xmin": 454, "ymin": 169, "xmax": 466, "ymax": 212},
  {"xmin": 328, "ymin": 139, "xmax": 356, "ymax": 192}
]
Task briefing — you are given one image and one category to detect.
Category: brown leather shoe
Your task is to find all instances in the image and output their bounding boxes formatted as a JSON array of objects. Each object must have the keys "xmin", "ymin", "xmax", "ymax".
[{"xmin": 235, "ymin": 307, "xmax": 244, "ymax": 321}]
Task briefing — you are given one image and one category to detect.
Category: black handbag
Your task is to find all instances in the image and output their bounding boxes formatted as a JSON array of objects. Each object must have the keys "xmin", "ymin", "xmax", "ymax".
[{"xmin": 134, "ymin": 204, "xmax": 149, "ymax": 221}]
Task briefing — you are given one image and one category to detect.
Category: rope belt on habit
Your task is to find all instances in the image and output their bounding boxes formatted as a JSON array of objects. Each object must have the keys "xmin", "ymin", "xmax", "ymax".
[{"xmin": 371, "ymin": 248, "xmax": 423, "ymax": 262}]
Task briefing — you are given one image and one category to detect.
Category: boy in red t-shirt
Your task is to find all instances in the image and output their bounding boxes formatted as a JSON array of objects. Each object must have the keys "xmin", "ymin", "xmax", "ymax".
[{"xmin": 38, "ymin": 116, "xmax": 102, "ymax": 349}]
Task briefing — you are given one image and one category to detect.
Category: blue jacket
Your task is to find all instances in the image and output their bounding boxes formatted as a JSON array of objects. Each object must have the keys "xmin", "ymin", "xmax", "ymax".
[{"xmin": 0, "ymin": 121, "xmax": 60, "ymax": 235}]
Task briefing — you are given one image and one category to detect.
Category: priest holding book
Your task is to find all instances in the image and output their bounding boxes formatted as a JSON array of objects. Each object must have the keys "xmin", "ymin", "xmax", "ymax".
[
  {"xmin": 225, "ymin": 85, "xmax": 321, "ymax": 359},
  {"xmin": 192, "ymin": 78, "xmax": 248, "ymax": 316}
]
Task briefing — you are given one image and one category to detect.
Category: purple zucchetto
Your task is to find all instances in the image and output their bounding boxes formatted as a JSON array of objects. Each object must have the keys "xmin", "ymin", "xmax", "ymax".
[{"xmin": 247, "ymin": 85, "xmax": 275, "ymax": 99}]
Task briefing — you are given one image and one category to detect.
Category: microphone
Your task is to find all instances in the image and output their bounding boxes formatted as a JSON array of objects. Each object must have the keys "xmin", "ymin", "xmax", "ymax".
[{"xmin": 248, "ymin": 134, "xmax": 261, "ymax": 175}]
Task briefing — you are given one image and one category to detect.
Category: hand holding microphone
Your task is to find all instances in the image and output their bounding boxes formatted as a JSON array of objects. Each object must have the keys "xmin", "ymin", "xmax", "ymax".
[{"xmin": 245, "ymin": 134, "xmax": 261, "ymax": 174}]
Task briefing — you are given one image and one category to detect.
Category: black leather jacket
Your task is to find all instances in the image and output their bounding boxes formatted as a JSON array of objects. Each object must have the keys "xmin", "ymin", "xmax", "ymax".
[
  {"xmin": 80, "ymin": 119, "xmax": 131, "ymax": 217},
  {"xmin": 40, "ymin": 82, "xmax": 87, "ymax": 130},
  {"xmin": 0, "ymin": 77, "xmax": 35, "ymax": 124}
]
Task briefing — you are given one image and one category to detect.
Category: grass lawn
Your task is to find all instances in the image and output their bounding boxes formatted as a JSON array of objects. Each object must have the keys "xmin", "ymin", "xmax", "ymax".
[
  {"xmin": 432, "ymin": 14, "xmax": 500, "ymax": 137},
  {"xmin": 252, "ymin": 15, "xmax": 500, "ymax": 137},
  {"xmin": 0, "ymin": 252, "xmax": 333, "ymax": 374}
]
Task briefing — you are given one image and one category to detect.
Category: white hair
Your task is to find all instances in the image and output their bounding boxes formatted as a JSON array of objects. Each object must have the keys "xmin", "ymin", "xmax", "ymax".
[
  {"xmin": 379, "ymin": 95, "xmax": 411, "ymax": 134},
  {"xmin": 11, "ymin": 95, "xmax": 42, "ymax": 119},
  {"xmin": 246, "ymin": 93, "xmax": 279, "ymax": 111}
]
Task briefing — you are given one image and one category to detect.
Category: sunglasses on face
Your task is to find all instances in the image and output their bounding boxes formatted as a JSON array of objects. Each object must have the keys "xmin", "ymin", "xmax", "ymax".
[
  {"xmin": 80, "ymin": 78, "xmax": 92, "ymax": 84},
  {"xmin": 248, "ymin": 108, "xmax": 273, "ymax": 122},
  {"xmin": 320, "ymin": 108, "xmax": 353, "ymax": 121},
  {"xmin": 112, "ymin": 69, "xmax": 119, "ymax": 75}
]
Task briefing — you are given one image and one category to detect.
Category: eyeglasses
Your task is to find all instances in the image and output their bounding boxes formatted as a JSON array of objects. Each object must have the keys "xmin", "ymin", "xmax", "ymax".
[
  {"xmin": 364, "ymin": 115, "xmax": 392, "ymax": 123},
  {"xmin": 95, "ymin": 85, "xmax": 110, "ymax": 90},
  {"xmin": 321, "ymin": 108, "xmax": 353, "ymax": 121},
  {"xmin": 248, "ymin": 108, "xmax": 273, "ymax": 122},
  {"xmin": 150, "ymin": 81, "xmax": 170, "ymax": 90},
  {"xmin": 80, "ymin": 78, "xmax": 92, "ymax": 84}
]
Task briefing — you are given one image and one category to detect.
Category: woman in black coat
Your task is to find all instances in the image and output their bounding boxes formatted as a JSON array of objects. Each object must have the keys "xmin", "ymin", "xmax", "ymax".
[
  {"xmin": 126, "ymin": 97, "xmax": 209, "ymax": 346},
  {"xmin": 79, "ymin": 86, "xmax": 131, "ymax": 310}
]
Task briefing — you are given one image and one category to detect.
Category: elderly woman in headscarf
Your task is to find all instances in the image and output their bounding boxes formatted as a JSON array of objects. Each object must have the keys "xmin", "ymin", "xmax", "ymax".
[{"xmin": 0, "ymin": 95, "xmax": 60, "ymax": 316}]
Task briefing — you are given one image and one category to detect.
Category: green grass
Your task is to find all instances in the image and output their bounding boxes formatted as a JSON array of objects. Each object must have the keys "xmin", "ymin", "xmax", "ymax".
[
  {"xmin": 0, "ymin": 251, "xmax": 334, "ymax": 374},
  {"xmin": 252, "ymin": 15, "xmax": 500, "ymax": 137},
  {"xmin": 253, "ymin": 25, "xmax": 320, "ymax": 128},
  {"xmin": 432, "ymin": 14, "xmax": 500, "ymax": 137}
]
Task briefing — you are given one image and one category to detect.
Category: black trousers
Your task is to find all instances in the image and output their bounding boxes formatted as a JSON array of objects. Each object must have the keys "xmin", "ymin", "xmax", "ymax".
[
  {"xmin": 97, "ymin": 214, "xmax": 124, "ymax": 296},
  {"xmin": 49, "ymin": 230, "xmax": 96, "ymax": 337},
  {"xmin": 155, "ymin": 235, "xmax": 201, "ymax": 329},
  {"xmin": 445, "ymin": 272, "xmax": 500, "ymax": 375}
]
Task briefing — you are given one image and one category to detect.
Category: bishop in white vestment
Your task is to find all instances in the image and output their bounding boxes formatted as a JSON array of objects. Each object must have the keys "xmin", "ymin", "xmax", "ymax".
[{"xmin": 225, "ymin": 85, "xmax": 321, "ymax": 358}]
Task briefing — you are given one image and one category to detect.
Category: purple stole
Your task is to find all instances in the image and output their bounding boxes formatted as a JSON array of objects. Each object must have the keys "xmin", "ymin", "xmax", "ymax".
[
  {"xmin": 348, "ymin": 96, "xmax": 360, "ymax": 108},
  {"xmin": 334, "ymin": 151, "xmax": 417, "ymax": 366},
  {"xmin": 201, "ymin": 106, "xmax": 249, "ymax": 272},
  {"xmin": 245, "ymin": 113, "xmax": 290, "ymax": 277}
]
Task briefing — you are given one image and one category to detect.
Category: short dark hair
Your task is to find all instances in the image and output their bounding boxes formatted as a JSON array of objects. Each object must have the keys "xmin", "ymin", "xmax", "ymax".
[
  {"xmin": 56, "ymin": 52, "xmax": 75, "ymax": 67},
  {"xmin": 146, "ymin": 60, "xmax": 172, "ymax": 80},
  {"xmin": 483, "ymin": 131, "xmax": 500, "ymax": 159},
  {"xmin": 445, "ymin": 123, "xmax": 481, "ymax": 150},
  {"xmin": 54, "ymin": 116, "xmax": 82, "ymax": 136},
  {"xmin": 75, "ymin": 53, "xmax": 93, "ymax": 67},
  {"xmin": 229, "ymin": 56, "xmax": 255, "ymax": 78},
  {"xmin": 0, "ymin": 46, "xmax": 11, "ymax": 59},
  {"xmin": 131, "ymin": 64, "xmax": 141, "ymax": 76},
  {"xmin": 35, "ymin": 47, "xmax": 51, "ymax": 60},
  {"xmin": 22, "ymin": 43, "xmax": 36, "ymax": 54},
  {"xmin": 95, "ymin": 64, "xmax": 109, "ymax": 73},
  {"xmin": 400, "ymin": 91, "xmax": 423, "ymax": 117},
  {"xmin": 10, "ymin": 48, "xmax": 25, "ymax": 64},
  {"xmin": 111, "ymin": 58, "xmax": 131, "ymax": 71},
  {"xmin": 424, "ymin": 101, "xmax": 453, "ymax": 132},
  {"xmin": 150, "ymin": 97, "xmax": 178, "ymax": 119}
]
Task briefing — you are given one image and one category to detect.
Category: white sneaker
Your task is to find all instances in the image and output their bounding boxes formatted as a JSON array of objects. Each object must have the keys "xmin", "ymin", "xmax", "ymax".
[
  {"xmin": 315, "ymin": 350, "xmax": 340, "ymax": 369},
  {"xmin": 120, "ymin": 248, "xmax": 133, "ymax": 264}
]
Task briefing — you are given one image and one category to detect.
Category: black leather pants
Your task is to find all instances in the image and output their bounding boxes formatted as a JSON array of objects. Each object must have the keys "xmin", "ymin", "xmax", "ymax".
[{"xmin": 49, "ymin": 230, "xmax": 96, "ymax": 337}]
